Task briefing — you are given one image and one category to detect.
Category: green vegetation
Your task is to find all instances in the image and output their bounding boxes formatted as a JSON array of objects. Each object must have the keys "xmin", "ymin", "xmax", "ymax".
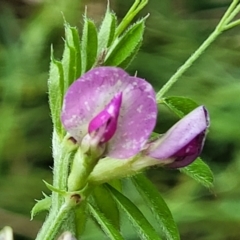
[{"xmin": 0, "ymin": 0, "xmax": 240, "ymax": 239}]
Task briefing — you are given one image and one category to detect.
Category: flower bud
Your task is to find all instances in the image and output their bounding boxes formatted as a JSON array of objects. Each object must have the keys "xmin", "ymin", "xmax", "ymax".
[{"xmin": 147, "ymin": 106, "xmax": 209, "ymax": 168}]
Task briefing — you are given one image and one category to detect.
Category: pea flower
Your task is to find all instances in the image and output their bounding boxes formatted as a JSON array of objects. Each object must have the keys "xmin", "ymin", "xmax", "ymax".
[
  {"xmin": 61, "ymin": 67, "xmax": 157, "ymax": 159},
  {"xmin": 146, "ymin": 106, "xmax": 209, "ymax": 168},
  {"xmin": 88, "ymin": 106, "xmax": 209, "ymax": 184}
]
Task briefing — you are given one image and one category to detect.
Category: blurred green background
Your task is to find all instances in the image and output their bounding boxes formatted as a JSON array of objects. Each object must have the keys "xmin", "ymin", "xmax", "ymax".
[{"xmin": 1, "ymin": 0, "xmax": 240, "ymax": 239}]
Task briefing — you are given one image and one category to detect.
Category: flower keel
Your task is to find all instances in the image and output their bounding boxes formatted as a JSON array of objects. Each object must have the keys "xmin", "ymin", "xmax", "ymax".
[{"xmin": 88, "ymin": 92, "xmax": 122, "ymax": 144}]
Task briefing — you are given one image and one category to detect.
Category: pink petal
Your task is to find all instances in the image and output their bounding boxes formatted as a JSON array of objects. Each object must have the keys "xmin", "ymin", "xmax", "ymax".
[
  {"xmin": 147, "ymin": 106, "xmax": 209, "ymax": 167},
  {"xmin": 61, "ymin": 67, "xmax": 157, "ymax": 159}
]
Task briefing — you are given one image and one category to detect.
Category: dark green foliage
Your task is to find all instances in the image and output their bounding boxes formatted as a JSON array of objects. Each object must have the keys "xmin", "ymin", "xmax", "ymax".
[
  {"xmin": 97, "ymin": 6, "xmax": 117, "ymax": 54},
  {"xmin": 104, "ymin": 19, "xmax": 145, "ymax": 68},
  {"xmin": 62, "ymin": 23, "xmax": 81, "ymax": 88},
  {"xmin": 180, "ymin": 158, "xmax": 214, "ymax": 188},
  {"xmin": 88, "ymin": 202, "xmax": 124, "ymax": 240},
  {"xmin": 81, "ymin": 17, "xmax": 98, "ymax": 73},
  {"xmin": 48, "ymin": 51, "xmax": 64, "ymax": 136},
  {"xmin": 106, "ymin": 184, "xmax": 162, "ymax": 240},
  {"xmin": 132, "ymin": 174, "xmax": 180, "ymax": 240},
  {"xmin": 163, "ymin": 96, "xmax": 199, "ymax": 117},
  {"xmin": 92, "ymin": 185, "xmax": 120, "ymax": 229}
]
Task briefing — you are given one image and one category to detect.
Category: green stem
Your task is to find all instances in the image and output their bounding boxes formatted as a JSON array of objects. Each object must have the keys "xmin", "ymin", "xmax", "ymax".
[
  {"xmin": 156, "ymin": 0, "xmax": 240, "ymax": 100},
  {"xmin": 223, "ymin": 2, "xmax": 240, "ymax": 25},
  {"xmin": 115, "ymin": 0, "xmax": 148, "ymax": 38},
  {"xmin": 216, "ymin": 0, "xmax": 239, "ymax": 29},
  {"xmin": 36, "ymin": 203, "xmax": 71, "ymax": 240},
  {"xmin": 156, "ymin": 29, "xmax": 221, "ymax": 101},
  {"xmin": 224, "ymin": 19, "xmax": 240, "ymax": 30},
  {"xmin": 37, "ymin": 132, "xmax": 77, "ymax": 240},
  {"xmin": 52, "ymin": 132, "xmax": 75, "ymax": 211},
  {"xmin": 67, "ymin": 147, "xmax": 98, "ymax": 191}
]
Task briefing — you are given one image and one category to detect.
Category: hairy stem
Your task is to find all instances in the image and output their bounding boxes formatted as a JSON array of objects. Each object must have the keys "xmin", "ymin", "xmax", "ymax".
[{"xmin": 35, "ymin": 203, "xmax": 71, "ymax": 240}]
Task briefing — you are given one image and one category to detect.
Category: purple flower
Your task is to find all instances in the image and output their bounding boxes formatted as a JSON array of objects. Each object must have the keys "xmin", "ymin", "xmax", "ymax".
[
  {"xmin": 146, "ymin": 106, "xmax": 209, "ymax": 168},
  {"xmin": 61, "ymin": 67, "xmax": 157, "ymax": 159}
]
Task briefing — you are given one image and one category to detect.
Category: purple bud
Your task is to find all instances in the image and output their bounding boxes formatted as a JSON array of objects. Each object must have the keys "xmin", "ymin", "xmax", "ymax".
[
  {"xmin": 147, "ymin": 106, "xmax": 209, "ymax": 168},
  {"xmin": 61, "ymin": 67, "xmax": 157, "ymax": 159},
  {"xmin": 88, "ymin": 92, "xmax": 122, "ymax": 143}
]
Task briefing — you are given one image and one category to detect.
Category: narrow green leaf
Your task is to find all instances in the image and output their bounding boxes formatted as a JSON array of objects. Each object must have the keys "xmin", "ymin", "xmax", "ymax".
[
  {"xmin": 180, "ymin": 157, "xmax": 214, "ymax": 188},
  {"xmin": 62, "ymin": 42, "xmax": 75, "ymax": 90},
  {"xmin": 104, "ymin": 19, "xmax": 145, "ymax": 67},
  {"xmin": 132, "ymin": 174, "xmax": 180, "ymax": 240},
  {"xmin": 163, "ymin": 96, "xmax": 199, "ymax": 118},
  {"xmin": 118, "ymin": 40, "xmax": 142, "ymax": 69},
  {"xmin": 75, "ymin": 201, "xmax": 88, "ymax": 237},
  {"xmin": 62, "ymin": 23, "xmax": 81, "ymax": 90},
  {"xmin": 48, "ymin": 49, "xmax": 64, "ymax": 136},
  {"xmin": 106, "ymin": 184, "xmax": 162, "ymax": 240},
  {"xmin": 71, "ymin": 28, "xmax": 81, "ymax": 79},
  {"xmin": 88, "ymin": 202, "xmax": 124, "ymax": 240},
  {"xmin": 81, "ymin": 17, "xmax": 98, "ymax": 73},
  {"xmin": 115, "ymin": 0, "xmax": 148, "ymax": 38},
  {"xmin": 31, "ymin": 195, "xmax": 51, "ymax": 219},
  {"xmin": 92, "ymin": 185, "xmax": 120, "ymax": 229},
  {"xmin": 98, "ymin": 6, "xmax": 116, "ymax": 54},
  {"xmin": 43, "ymin": 180, "xmax": 66, "ymax": 195},
  {"xmin": 109, "ymin": 179, "xmax": 122, "ymax": 192}
]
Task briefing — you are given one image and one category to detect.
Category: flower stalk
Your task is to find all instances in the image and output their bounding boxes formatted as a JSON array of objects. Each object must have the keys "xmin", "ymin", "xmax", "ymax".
[
  {"xmin": 156, "ymin": 0, "xmax": 240, "ymax": 100},
  {"xmin": 115, "ymin": 0, "xmax": 148, "ymax": 38}
]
